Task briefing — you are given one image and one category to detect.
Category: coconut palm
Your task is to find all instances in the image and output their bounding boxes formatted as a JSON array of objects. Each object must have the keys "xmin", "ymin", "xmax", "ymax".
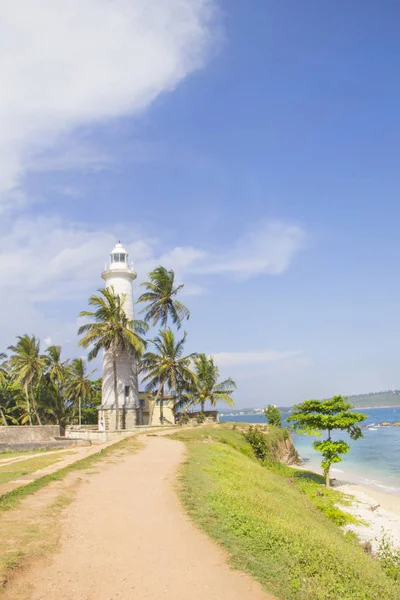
[
  {"xmin": 8, "ymin": 335, "xmax": 46, "ymax": 425},
  {"xmin": 78, "ymin": 287, "xmax": 147, "ymax": 430},
  {"xmin": 0, "ymin": 352, "xmax": 7, "ymax": 388},
  {"xmin": 66, "ymin": 358, "xmax": 95, "ymax": 426},
  {"xmin": 137, "ymin": 266, "xmax": 190, "ymax": 330},
  {"xmin": 141, "ymin": 328, "xmax": 197, "ymax": 424},
  {"xmin": 180, "ymin": 353, "xmax": 236, "ymax": 413}
]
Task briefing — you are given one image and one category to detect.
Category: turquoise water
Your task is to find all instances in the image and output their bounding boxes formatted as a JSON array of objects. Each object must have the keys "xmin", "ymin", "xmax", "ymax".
[{"xmin": 220, "ymin": 407, "xmax": 400, "ymax": 495}]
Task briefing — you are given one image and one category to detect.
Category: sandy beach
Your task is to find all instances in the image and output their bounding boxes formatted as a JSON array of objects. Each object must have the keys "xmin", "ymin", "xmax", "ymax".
[{"xmin": 334, "ymin": 481, "xmax": 400, "ymax": 551}]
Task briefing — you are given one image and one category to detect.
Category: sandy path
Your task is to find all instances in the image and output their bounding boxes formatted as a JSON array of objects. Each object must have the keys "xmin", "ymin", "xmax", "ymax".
[{"xmin": 5, "ymin": 436, "xmax": 273, "ymax": 600}]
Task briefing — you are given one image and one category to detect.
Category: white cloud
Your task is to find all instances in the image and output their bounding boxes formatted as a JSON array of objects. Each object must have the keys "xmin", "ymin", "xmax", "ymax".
[
  {"xmin": 193, "ymin": 221, "xmax": 306, "ymax": 279},
  {"xmin": 0, "ymin": 0, "xmax": 219, "ymax": 209},
  {"xmin": 212, "ymin": 350, "xmax": 302, "ymax": 368}
]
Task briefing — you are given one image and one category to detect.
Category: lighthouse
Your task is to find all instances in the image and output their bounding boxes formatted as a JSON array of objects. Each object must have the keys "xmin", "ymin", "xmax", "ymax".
[{"xmin": 98, "ymin": 242, "xmax": 139, "ymax": 430}]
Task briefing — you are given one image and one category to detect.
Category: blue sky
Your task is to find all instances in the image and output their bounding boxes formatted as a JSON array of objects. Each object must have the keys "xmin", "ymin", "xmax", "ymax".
[{"xmin": 1, "ymin": 1, "xmax": 400, "ymax": 406}]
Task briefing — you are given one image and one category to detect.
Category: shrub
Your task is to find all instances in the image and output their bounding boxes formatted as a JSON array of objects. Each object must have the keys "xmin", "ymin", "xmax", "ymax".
[
  {"xmin": 377, "ymin": 532, "xmax": 400, "ymax": 580},
  {"xmin": 264, "ymin": 405, "xmax": 282, "ymax": 427},
  {"xmin": 244, "ymin": 426, "xmax": 269, "ymax": 460},
  {"xmin": 179, "ymin": 413, "xmax": 190, "ymax": 425},
  {"xmin": 196, "ymin": 412, "xmax": 206, "ymax": 424}
]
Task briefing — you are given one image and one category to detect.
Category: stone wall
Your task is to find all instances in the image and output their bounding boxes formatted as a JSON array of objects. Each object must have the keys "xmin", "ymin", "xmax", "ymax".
[
  {"xmin": 175, "ymin": 411, "xmax": 219, "ymax": 424},
  {"xmin": 0, "ymin": 425, "xmax": 60, "ymax": 443}
]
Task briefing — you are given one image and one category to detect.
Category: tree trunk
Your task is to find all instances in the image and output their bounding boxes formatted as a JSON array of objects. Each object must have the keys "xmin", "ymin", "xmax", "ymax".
[
  {"xmin": 31, "ymin": 387, "xmax": 42, "ymax": 425},
  {"xmin": 160, "ymin": 385, "xmax": 164, "ymax": 424},
  {"xmin": 201, "ymin": 400, "xmax": 205, "ymax": 413},
  {"xmin": 0, "ymin": 407, "xmax": 8, "ymax": 426},
  {"xmin": 25, "ymin": 384, "xmax": 33, "ymax": 426},
  {"xmin": 79, "ymin": 397, "xmax": 82, "ymax": 426},
  {"xmin": 149, "ymin": 383, "xmax": 164, "ymax": 426},
  {"xmin": 112, "ymin": 347, "xmax": 119, "ymax": 430},
  {"xmin": 325, "ymin": 468, "xmax": 330, "ymax": 488}
]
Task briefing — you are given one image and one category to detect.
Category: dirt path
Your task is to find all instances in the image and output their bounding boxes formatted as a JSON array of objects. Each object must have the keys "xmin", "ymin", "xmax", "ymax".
[{"xmin": 3, "ymin": 436, "xmax": 273, "ymax": 600}]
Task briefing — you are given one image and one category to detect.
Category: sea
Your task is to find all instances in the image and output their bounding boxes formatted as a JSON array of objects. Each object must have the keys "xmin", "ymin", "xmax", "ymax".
[{"xmin": 220, "ymin": 407, "xmax": 400, "ymax": 495}]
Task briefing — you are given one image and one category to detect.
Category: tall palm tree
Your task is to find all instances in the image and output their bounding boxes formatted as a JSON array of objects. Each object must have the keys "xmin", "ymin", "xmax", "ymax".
[
  {"xmin": 137, "ymin": 266, "xmax": 190, "ymax": 330},
  {"xmin": 180, "ymin": 353, "xmax": 236, "ymax": 413},
  {"xmin": 78, "ymin": 287, "xmax": 147, "ymax": 430},
  {"xmin": 0, "ymin": 352, "xmax": 7, "ymax": 388},
  {"xmin": 42, "ymin": 345, "xmax": 71, "ymax": 433},
  {"xmin": 8, "ymin": 335, "xmax": 46, "ymax": 425},
  {"xmin": 66, "ymin": 358, "xmax": 95, "ymax": 426},
  {"xmin": 141, "ymin": 328, "xmax": 197, "ymax": 424}
]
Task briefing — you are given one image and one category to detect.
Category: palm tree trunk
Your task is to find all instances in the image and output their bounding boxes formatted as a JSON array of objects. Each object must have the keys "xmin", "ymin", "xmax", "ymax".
[
  {"xmin": 149, "ymin": 382, "xmax": 164, "ymax": 426},
  {"xmin": 201, "ymin": 400, "xmax": 205, "ymax": 413},
  {"xmin": 79, "ymin": 397, "xmax": 82, "ymax": 426},
  {"xmin": 0, "ymin": 407, "xmax": 8, "ymax": 426},
  {"xmin": 31, "ymin": 386, "xmax": 42, "ymax": 425},
  {"xmin": 112, "ymin": 347, "xmax": 119, "ymax": 430},
  {"xmin": 160, "ymin": 385, "xmax": 164, "ymax": 424},
  {"xmin": 24, "ymin": 384, "xmax": 33, "ymax": 426}
]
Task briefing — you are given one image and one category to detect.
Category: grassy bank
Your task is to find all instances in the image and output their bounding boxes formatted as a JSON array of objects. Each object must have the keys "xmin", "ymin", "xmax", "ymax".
[{"xmin": 173, "ymin": 424, "xmax": 400, "ymax": 599}]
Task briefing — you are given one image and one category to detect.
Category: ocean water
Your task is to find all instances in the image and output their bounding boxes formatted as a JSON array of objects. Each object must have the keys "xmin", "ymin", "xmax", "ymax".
[{"xmin": 220, "ymin": 407, "xmax": 400, "ymax": 495}]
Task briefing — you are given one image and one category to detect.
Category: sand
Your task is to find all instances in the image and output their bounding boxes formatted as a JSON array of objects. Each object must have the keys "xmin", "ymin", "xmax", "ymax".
[
  {"xmin": 335, "ymin": 482, "xmax": 400, "ymax": 551},
  {"xmin": 2, "ymin": 435, "xmax": 273, "ymax": 600}
]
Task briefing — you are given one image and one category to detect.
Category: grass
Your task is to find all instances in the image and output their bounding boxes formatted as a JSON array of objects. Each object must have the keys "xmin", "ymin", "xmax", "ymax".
[
  {"xmin": 0, "ymin": 448, "xmax": 68, "ymax": 460},
  {"xmin": 172, "ymin": 424, "xmax": 400, "ymax": 600},
  {"xmin": 0, "ymin": 453, "xmax": 76, "ymax": 486}
]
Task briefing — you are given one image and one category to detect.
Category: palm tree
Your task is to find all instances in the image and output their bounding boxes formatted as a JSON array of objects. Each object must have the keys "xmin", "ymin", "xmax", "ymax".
[
  {"xmin": 66, "ymin": 358, "xmax": 95, "ymax": 426},
  {"xmin": 8, "ymin": 335, "xmax": 46, "ymax": 425},
  {"xmin": 137, "ymin": 266, "xmax": 190, "ymax": 329},
  {"xmin": 42, "ymin": 345, "xmax": 71, "ymax": 433},
  {"xmin": 181, "ymin": 353, "xmax": 236, "ymax": 413},
  {"xmin": 141, "ymin": 328, "xmax": 197, "ymax": 424},
  {"xmin": 0, "ymin": 352, "xmax": 7, "ymax": 388},
  {"xmin": 0, "ymin": 355, "xmax": 18, "ymax": 426},
  {"xmin": 78, "ymin": 287, "xmax": 147, "ymax": 430}
]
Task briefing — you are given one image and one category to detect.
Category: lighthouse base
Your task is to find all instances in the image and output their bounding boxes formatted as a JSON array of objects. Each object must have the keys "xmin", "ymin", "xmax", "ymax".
[{"xmin": 98, "ymin": 407, "xmax": 138, "ymax": 431}]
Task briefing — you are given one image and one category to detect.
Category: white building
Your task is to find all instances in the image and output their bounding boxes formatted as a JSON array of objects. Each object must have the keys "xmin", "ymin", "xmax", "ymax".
[{"xmin": 98, "ymin": 242, "xmax": 139, "ymax": 430}]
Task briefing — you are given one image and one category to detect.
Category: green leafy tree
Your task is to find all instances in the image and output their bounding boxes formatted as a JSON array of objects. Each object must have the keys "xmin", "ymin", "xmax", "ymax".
[
  {"xmin": 137, "ymin": 266, "xmax": 190, "ymax": 329},
  {"xmin": 179, "ymin": 353, "xmax": 236, "ymax": 413},
  {"xmin": 78, "ymin": 287, "xmax": 147, "ymax": 430},
  {"xmin": 264, "ymin": 405, "xmax": 282, "ymax": 428},
  {"xmin": 141, "ymin": 329, "xmax": 196, "ymax": 424},
  {"xmin": 8, "ymin": 335, "xmax": 46, "ymax": 426},
  {"xmin": 287, "ymin": 395, "xmax": 366, "ymax": 487},
  {"xmin": 66, "ymin": 358, "xmax": 95, "ymax": 426}
]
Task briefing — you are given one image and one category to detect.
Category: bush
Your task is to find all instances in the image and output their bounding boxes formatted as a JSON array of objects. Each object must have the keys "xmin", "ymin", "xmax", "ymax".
[
  {"xmin": 244, "ymin": 426, "xmax": 269, "ymax": 460},
  {"xmin": 196, "ymin": 412, "xmax": 206, "ymax": 424},
  {"xmin": 178, "ymin": 413, "xmax": 190, "ymax": 425},
  {"xmin": 264, "ymin": 405, "xmax": 282, "ymax": 427},
  {"xmin": 377, "ymin": 532, "xmax": 400, "ymax": 580}
]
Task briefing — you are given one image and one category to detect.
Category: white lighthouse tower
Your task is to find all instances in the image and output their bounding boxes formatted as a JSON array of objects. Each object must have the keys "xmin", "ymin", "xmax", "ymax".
[{"xmin": 98, "ymin": 242, "xmax": 139, "ymax": 430}]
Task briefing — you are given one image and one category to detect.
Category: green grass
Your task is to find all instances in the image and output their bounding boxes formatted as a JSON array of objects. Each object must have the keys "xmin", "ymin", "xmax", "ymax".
[
  {"xmin": 172, "ymin": 425, "xmax": 400, "ymax": 600},
  {"xmin": 0, "ymin": 448, "xmax": 67, "ymax": 460},
  {"xmin": 0, "ymin": 454, "xmax": 74, "ymax": 485}
]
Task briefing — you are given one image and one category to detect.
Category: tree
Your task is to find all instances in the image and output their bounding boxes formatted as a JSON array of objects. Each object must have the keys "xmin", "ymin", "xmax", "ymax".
[
  {"xmin": 41, "ymin": 345, "xmax": 72, "ymax": 434},
  {"xmin": 8, "ymin": 335, "xmax": 46, "ymax": 426},
  {"xmin": 179, "ymin": 353, "xmax": 236, "ymax": 413},
  {"xmin": 137, "ymin": 266, "xmax": 190, "ymax": 330},
  {"xmin": 287, "ymin": 395, "xmax": 366, "ymax": 488},
  {"xmin": 264, "ymin": 405, "xmax": 282, "ymax": 428},
  {"xmin": 78, "ymin": 287, "xmax": 147, "ymax": 430},
  {"xmin": 66, "ymin": 358, "xmax": 95, "ymax": 426},
  {"xmin": 141, "ymin": 329, "xmax": 196, "ymax": 424}
]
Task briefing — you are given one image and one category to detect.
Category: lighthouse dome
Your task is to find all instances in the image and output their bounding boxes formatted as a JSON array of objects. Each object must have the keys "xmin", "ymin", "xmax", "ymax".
[{"xmin": 110, "ymin": 242, "xmax": 128, "ymax": 264}]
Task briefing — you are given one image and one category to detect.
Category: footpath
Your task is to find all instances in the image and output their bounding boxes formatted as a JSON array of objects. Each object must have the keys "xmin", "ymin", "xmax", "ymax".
[{"xmin": 2, "ymin": 435, "xmax": 274, "ymax": 600}]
